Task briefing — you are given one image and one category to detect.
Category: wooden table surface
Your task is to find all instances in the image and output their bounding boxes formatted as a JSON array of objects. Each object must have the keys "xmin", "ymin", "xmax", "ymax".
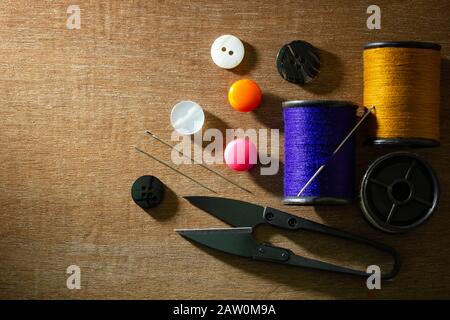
[{"xmin": 1, "ymin": 0, "xmax": 449, "ymax": 299}]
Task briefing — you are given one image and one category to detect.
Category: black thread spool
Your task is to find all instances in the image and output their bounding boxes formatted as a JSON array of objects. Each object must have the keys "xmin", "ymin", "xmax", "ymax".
[
  {"xmin": 276, "ymin": 40, "xmax": 320, "ymax": 85},
  {"xmin": 131, "ymin": 175, "xmax": 165, "ymax": 209},
  {"xmin": 360, "ymin": 152, "xmax": 439, "ymax": 233}
]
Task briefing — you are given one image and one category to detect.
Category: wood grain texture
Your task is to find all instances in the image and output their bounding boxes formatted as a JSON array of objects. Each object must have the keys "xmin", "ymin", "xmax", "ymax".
[{"xmin": 0, "ymin": 0, "xmax": 449, "ymax": 299}]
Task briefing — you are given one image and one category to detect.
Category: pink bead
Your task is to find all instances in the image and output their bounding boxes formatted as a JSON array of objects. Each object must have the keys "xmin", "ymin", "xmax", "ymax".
[{"xmin": 224, "ymin": 138, "xmax": 257, "ymax": 171}]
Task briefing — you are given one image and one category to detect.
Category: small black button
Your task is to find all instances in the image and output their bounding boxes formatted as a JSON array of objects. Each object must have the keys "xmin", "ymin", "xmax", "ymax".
[
  {"xmin": 131, "ymin": 175, "xmax": 165, "ymax": 209},
  {"xmin": 276, "ymin": 40, "xmax": 320, "ymax": 85}
]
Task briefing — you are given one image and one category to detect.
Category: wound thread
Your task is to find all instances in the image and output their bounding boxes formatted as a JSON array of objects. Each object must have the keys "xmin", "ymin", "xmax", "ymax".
[
  {"xmin": 363, "ymin": 42, "xmax": 441, "ymax": 147},
  {"xmin": 282, "ymin": 100, "xmax": 357, "ymax": 205}
]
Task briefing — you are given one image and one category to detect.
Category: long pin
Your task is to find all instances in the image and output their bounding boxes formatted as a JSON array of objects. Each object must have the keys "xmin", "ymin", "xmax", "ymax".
[
  {"xmin": 134, "ymin": 146, "xmax": 217, "ymax": 194},
  {"xmin": 145, "ymin": 130, "xmax": 252, "ymax": 194},
  {"xmin": 297, "ymin": 106, "xmax": 375, "ymax": 197}
]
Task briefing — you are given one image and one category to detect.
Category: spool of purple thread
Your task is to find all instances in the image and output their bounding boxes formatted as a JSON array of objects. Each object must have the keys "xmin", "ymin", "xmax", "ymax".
[{"xmin": 283, "ymin": 100, "xmax": 357, "ymax": 205}]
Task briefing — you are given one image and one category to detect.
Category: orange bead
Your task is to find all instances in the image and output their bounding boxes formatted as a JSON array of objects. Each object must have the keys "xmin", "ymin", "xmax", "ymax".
[{"xmin": 228, "ymin": 79, "xmax": 262, "ymax": 112}]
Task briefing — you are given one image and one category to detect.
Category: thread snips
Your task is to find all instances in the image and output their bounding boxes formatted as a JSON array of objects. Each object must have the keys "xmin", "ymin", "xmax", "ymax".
[{"xmin": 176, "ymin": 196, "xmax": 400, "ymax": 279}]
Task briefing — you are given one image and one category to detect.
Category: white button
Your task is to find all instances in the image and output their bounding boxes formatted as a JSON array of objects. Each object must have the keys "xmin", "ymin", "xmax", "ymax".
[
  {"xmin": 210, "ymin": 35, "xmax": 245, "ymax": 69},
  {"xmin": 170, "ymin": 101, "xmax": 205, "ymax": 135}
]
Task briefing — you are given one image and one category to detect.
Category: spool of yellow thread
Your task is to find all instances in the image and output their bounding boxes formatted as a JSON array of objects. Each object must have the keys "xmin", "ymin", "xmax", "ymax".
[{"xmin": 364, "ymin": 41, "xmax": 441, "ymax": 147}]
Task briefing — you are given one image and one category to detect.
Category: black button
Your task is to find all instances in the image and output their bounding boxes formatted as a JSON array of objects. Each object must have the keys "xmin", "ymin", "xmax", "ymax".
[
  {"xmin": 276, "ymin": 40, "xmax": 320, "ymax": 85},
  {"xmin": 131, "ymin": 175, "xmax": 165, "ymax": 209}
]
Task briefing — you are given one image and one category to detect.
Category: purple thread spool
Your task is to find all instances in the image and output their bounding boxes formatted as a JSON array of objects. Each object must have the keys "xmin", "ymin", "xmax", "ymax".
[{"xmin": 282, "ymin": 100, "xmax": 357, "ymax": 205}]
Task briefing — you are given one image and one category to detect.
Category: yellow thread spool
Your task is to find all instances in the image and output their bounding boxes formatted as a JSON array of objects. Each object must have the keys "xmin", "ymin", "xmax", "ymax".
[{"xmin": 364, "ymin": 41, "xmax": 441, "ymax": 147}]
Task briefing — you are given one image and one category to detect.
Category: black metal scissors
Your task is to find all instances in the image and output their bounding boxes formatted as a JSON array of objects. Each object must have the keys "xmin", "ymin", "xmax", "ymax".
[{"xmin": 176, "ymin": 196, "xmax": 400, "ymax": 279}]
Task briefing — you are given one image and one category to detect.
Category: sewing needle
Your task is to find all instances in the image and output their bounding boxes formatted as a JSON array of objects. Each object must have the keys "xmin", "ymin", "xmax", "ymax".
[
  {"xmin": 297, "ymin": 106, "xmax": 375, "ymax": 197},
  {"xmin": 145, "ymin": 130, "xmax": 252, "ymax": 194},
  {"xmin": 134, "ymin": 146, "xmax": 217, "ymax": 194}
]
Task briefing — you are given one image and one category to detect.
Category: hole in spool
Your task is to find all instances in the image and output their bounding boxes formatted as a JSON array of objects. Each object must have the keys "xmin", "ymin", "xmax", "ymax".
[{"xmin": 390, "ymin": 180, "xmax": 412, "ymax": 203}]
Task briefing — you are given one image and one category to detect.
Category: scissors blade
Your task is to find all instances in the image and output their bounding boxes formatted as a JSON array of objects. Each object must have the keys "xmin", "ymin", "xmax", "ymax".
[
  {"xmin": 176, "ymin": 227, "xmax": 259, "ymax": 258},
  {"xmin": 184, "ymin": 196, "xmax": 266, "ymax": 228}
]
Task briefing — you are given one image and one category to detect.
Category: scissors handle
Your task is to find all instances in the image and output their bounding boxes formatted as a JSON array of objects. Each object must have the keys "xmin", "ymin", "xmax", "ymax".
[
  {"xmin": 253, "ymin": 243, "xmax": 370, "ymax": 278},
  {"xmin": 262, "ymin": 207, "xmax": 400, "ymax": 279}
]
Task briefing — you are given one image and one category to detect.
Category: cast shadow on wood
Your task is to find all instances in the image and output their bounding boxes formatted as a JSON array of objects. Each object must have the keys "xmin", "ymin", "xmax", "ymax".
[
  {"xmin": 440, "ymin": 57, "xmax": 450, "ymax": 145},
  {"xmin": 253, "ymin": 92, "xmax": 285, "ymax": 132},
  {"xmin": 250, "ymin": 92, "xmax": 285, "ymax": 197},
  {"xmin": 143, "ymin": 185, "xmax": 178, "ymax": 221},
  {"xmin": 248, "ymin": 161, "xmax": 284, "ymax": 197},
  {"xmin": 194, "ymin": 110, "xmax": 230, "ymax": 150},
  {"xmin": 230, "ymin": 41, "xmax": 258, "ymax": 75}
]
